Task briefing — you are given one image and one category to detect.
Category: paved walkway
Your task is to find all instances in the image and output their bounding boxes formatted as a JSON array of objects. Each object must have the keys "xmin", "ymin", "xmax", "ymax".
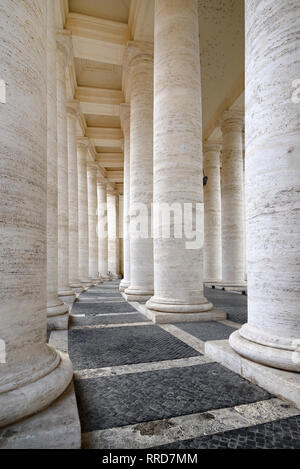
[{"xmin": 67, "ymin": 281, "xmax": 300, "ymax": 449}]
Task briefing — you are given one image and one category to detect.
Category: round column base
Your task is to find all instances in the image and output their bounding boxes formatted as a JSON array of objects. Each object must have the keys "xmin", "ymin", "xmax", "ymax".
[
  {"xmin": 146, "ymin": 296, "xmax": 213, "ymax": 314},
  {"xmin": 0, "ymin": 351, "xmax": 73, "ymax": 428},
  {"xmin": 47, "ymin": 301, "xmax": 69, "ymax": 318},
  {"xmin": 119, "ymin": 280, "xmax": 130, "ymax": 292},
  {"xmin": 229, "ymin": 327, "xmax": 300, "ymax": 373},
  {"xmin": 124, "ymin": 286, "xmax": 154, "ymax": 301}
]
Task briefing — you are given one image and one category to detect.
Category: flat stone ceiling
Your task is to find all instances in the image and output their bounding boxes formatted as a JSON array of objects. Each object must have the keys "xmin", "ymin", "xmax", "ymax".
[{"xmin": 69, "ymin": 0, "xmax": 131, "ymax": 24}]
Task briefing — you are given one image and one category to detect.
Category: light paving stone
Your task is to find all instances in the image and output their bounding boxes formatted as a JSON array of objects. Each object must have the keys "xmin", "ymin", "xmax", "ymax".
[
  {"xmin": 74, "ymin": 356, "xmax": 213, "ymax": 380},
  {"xmin": 81, "ymin": 398, "xmax": 299, "ymax": 449}
]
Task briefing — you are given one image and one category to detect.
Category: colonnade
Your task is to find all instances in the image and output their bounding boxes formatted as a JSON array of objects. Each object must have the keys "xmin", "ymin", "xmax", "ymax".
[{"xmin": 0, "ymin": 0, "xmax": 299, "ymax": 432}]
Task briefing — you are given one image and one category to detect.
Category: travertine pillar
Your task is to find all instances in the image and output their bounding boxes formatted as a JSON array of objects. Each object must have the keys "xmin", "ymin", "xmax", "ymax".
[
  {"xmin": 87, "ymin": 162, "xmax": 101, "ymax": 282},
  {"xmin": 203, "ymin": 143, "xmax": 222, "ymax": 283},
  {"xmin": 124, "ymin": 42, "xmax": 154, "ymax": 300},
  {"xmin": 97, "ymin": 180, "xmax": 109, "ymax": 279},
  {"xmin": 107, "ymin": 192, "xmax": 120, "ymax": 278},
  {"xmin": 0, "ymin": 0, "xmax": 72, "ymax": 427},
  {"xmin": 230, "ymin": 0, "xmax": 300, "ymax": 371},
  {"xmin": 119, "ymin": 104, "xmax": 131, "ymax": 292},
  {"xmin": 77, "ymin": 138, "xmax": 92, "ymax": 287},
  {"xmin": 67, "ymin": 101, "xmax": 84, "ymax": 293},
  {"xmin": 146, "ymin": 0, "xmax": 213, "ymax": 315},
  {"xmin": 56, "ymin": 31, "xmax": 75, "ymax": 302},
  {"xmin": 220, "ymin": 110, "xmax": 245, "ymax": 286},
  {"xmin": 46, "ymin": 0, "xmax": 69, "ymax": 329}
]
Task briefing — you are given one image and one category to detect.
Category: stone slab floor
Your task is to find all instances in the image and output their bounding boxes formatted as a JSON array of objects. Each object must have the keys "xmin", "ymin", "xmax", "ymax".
[{"xmin": 67, "ymin": 281, "xmax": 300, "ymax": 449}]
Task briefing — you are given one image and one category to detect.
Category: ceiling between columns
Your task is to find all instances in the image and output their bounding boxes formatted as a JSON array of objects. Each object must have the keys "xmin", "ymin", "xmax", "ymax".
[{"xmin": 61, "ymin": 0, "xmax": 244, "ymax": 194}]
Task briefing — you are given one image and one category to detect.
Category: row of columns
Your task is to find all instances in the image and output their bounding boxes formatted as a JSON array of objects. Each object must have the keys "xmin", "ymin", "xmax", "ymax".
[{"xmin": 120, "ymin": 0, "xmax": 299, "ymax": 374}]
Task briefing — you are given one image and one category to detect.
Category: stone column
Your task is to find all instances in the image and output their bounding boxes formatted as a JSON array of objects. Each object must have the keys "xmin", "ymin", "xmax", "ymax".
[
  {"xmin": 77, "ymin": 138, "xmax": 93, "ymax": 287},
  {"xmin": 107, "ymin": 192, "xmax": 120, "ymax": 278},
  {"xmin": 230, "ymin": 0, "xmax": 300, "ymax": 372},
  {"xmin": 87, "ymin": 162, "xmax": 101, "ymax": 283},
  {"xmin": 146, "ymin": 0, "xmax": 213, "ymax": 317},
  {"xmin": 97, "ymin": 180, "xmax": 109, "ymax": 279},
  {"xmin": 67, "ymin": 101, "xmax": 84, "ymax": 293},
  {"xmin": 56, "ymin": 31, "xmax": 76, "ymax": 303},
  {"xmin": 220, "ymin": 110, "xmax": 245, "ymax": 287},
  {"xmin": 46, "ymin": 0, "xmax": 69, "ymax": 329},
  {"xmin": 124, "ymin": 42, "xmax": 154, "ymax": 301},
  {"xmin": 0, "ymin": 0, "xmax": 72, "ymax": 427},
  {"xmin": 203, "ymin": 143, "xmax": 222, "ymax": 283},
  {"xmin": 119, "ymin": 104, "xmax": 131, "ymax": 292}
]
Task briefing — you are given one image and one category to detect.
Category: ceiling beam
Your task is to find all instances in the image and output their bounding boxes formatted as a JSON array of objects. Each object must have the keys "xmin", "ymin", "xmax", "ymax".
[
  {"xmin": 106, "ymin": 170, "xmax": 124, "ymax": 183},
  {"xmin": 76, "ymin": 87, "xmax": 124, "ymax": 117},
  {"xmin": 66, "ymin": 12, "xmax": 130, "ymax": 65},
  {"xmin": 96, "ymin": 153, "xmax": 124, "ymax": 168},
  {"xmin": 86, "ymin": 127, "xmax": 123, "ymax": 149}
]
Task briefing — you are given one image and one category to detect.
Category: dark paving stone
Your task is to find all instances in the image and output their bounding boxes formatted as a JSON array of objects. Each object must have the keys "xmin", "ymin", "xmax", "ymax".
[
  {"xmin": 70, "ymin": 312, "xmax": 150, "ymax": 327},
  {"xmin": 71, "ymin": 302, "xmax": 137, "ymax": 315},
  {"xmin": 69, "ymin": 324, "xmax": 200, "ymax": 370},
  {"xmin": 204, "ymin": 287, "xmax": 247, "ymax": 324},
  {"xmin": 154, "ymin": 415, "xmax": 300, "ymax": 449},
  {"xmin": 176, "ymin": 321, "xmax": 236, "ymax": 342},
  {"xmin": 74, "ymin": 362, "xmax": 271, "ymax": 431}
]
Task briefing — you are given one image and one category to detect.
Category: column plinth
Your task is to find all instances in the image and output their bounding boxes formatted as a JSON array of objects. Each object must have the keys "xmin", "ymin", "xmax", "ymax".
[
  {"xmin": 56, "ymin": 31, "xmax": 76, "ymax": 302},
  {"xmin": 46, "ymin": 0, "xmax": 69, "ymax": 328},
  {"xmin": 146, "ymin": 0, "xmax": 214, "ymax": 318},
  {"xmin": 124, "ymin": 41, "xmax": 154, "ymax": 300},
  {"xmin": 230, "ymin": 0, "xmax": 300, "ymax": 372},
  {"xmin": 0, "ymin": 0, "xmax": 72, "ymax": 427},
  {"xmin": 119, "ymin": 104, "xmax": 131, "ymax": 292}
]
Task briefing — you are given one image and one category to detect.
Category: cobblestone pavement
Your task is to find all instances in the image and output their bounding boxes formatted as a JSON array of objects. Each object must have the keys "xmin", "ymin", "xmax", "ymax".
[{"xmin": 67, "ymin": 281, "xmax": 300, "ymax": 449}]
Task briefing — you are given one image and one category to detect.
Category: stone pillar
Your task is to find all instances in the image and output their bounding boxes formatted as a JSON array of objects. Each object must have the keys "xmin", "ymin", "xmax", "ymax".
[
  {"xmin": 230, "ymin": 0, "xmax": 300, "ymax": 372},
  {"xmin": 107, "ymin": 192, "xmax": 120, "ymax": 278},
  {"xmin": 46, "ymin": 0, "xmax": 69, "ymax": 329},
  {"xmin": 146, "ymin": 0, "xmax": 213, "ymax": 317},
  {"xmin": 0, "ymin": 0, "xmax": 73, "ymax": 427},
  {"xmin": 220, "ymin": 110, "xmax": 245, "ymax": 287},
  {"xmin": 97, "ymin": 180, "xmax": 109, "ymax": 279},
  {"xmin": 119, "ymin": 104, "xmax": 131, "ymax": 292},
  {"xmin": 56, "ymin": 31, "xmax": 75, "ymax": 303},
  {"xmin": 87, "ymin": 162, "xmax": 101, "ymax": 283},
  {"xmin": 203, "ymin": 143, "xmax": 222, "ymax": 283},
  {"xmin": 67, "ymin": 101, "xmax": 84, "ymax": 293},
  {"xmin": 77, "ymin": 138, "xmax": 93, "ymax": 287},
  {"xmin": 124, "ymin": 42, "xmax": 154, "ymax": 301}
]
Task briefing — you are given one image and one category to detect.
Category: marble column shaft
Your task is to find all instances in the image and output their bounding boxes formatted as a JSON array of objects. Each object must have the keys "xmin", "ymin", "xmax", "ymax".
[
  {"xmin": 146, "ymin": 0, "xmax": 212, "ymax": 314},
  {"xmin": 56, "ymin": 31, "xmax": 75, "ymax": 300},
  {"xmin": 107, "ymin": 192, "xmax": 120, "ymax": 277},
  {"xmin": 0, "ymin": 0, "xmax": 72, "ymax": 427},
  {"xmin": 46, "ymin": 0, "xmax": 69, "ymax": 326},
  {"xmin": 230, "ymin": 0, "xmax": 300, "ymax": 372},
  {"xmin": 203, "ymin": 143, "xmax": 222, "ymax": 283},
  {"xmin": 220, "ymin": 110, "xmax": 245, "ymax": 285},
  {"xmin": 77, "ymin": 138, "xmax": 92, "ymax": 286},
  {"xmin": 119, "ymin": 104, "xmax": 131, "ymax": 292},
  {"xmin": 124, "ymin": 41, "xmax": 154, "ymax": 300},
  {"xmin": 67, "ymin": 101, "xmax": 83, "ymax": 292},
  {"xmin": 97, "ymin": 181, "xmax": 109, "ymax": 278},
  {"xmin": 87, "ymin": 162, "xmax": 100, "ymax": 282}
]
